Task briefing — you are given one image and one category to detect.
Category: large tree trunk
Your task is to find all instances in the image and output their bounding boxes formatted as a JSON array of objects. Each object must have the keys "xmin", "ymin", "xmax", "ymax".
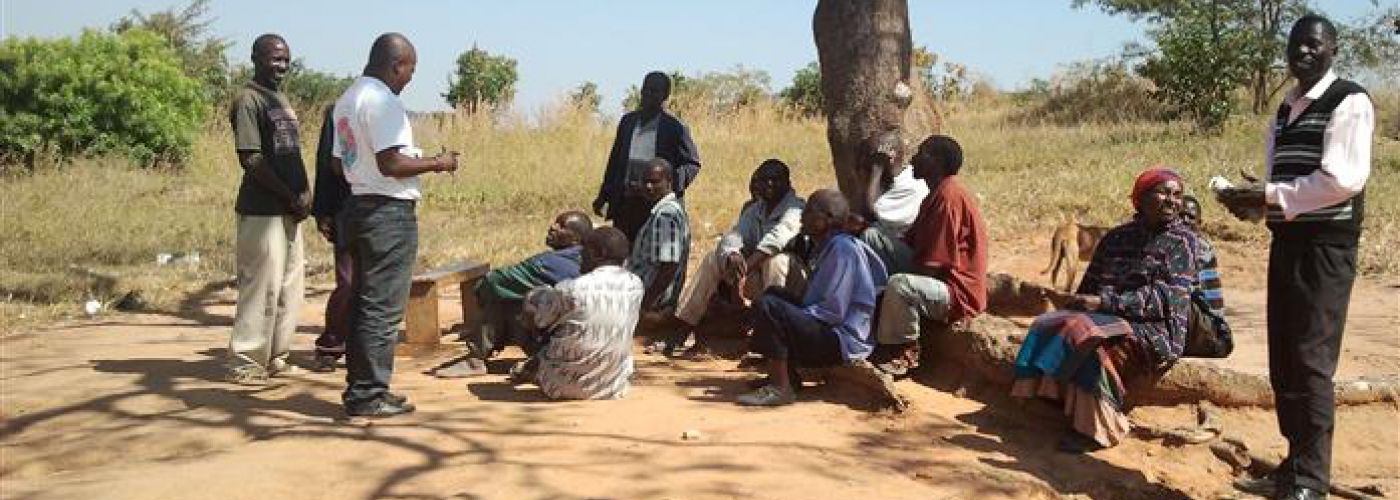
[{"xmin": 813, "ymin": 0, "xmax": 912, "ymax": 205}]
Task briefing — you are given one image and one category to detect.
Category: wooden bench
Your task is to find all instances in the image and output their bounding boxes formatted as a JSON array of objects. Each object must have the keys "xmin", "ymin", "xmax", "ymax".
[{"xmin": 397, "ymin": 260, "xmax": 490, "ymax": 356}]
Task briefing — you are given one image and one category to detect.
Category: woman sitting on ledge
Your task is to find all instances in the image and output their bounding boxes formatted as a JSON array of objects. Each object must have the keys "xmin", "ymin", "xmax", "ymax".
[{"xmin": 1012, "ymin": 167, "xmax": 1210, "ymax": 453}]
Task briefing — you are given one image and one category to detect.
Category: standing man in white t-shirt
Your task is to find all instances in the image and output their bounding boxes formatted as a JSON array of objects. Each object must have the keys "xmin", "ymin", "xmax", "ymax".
[{"xmin": 333, "ymin": 33, "xmax": 460, "ymax": 418}]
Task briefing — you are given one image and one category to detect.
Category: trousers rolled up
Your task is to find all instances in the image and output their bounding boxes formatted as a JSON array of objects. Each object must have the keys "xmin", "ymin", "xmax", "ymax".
[
  {"xmin": 343, "ymin": 196, "xmax": 418, "ymax": 406},
  {"xmin": 1266, "ymin": 237, "xmax": 1356, "ymax": 493},
  {"xmin": 229, "ymin": 214, "xmax": 304, "ymax": 374},
  {"xmin": 675, "ymin": 250, "xmax": 808, "ymax": 326},
  {"xmin": 876, "ymin": 273, "xmax": 951, "ymax": 345}
]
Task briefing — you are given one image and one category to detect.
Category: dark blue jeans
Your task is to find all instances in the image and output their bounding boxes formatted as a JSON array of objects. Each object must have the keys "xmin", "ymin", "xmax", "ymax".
[
  {"xmin": 344, "ymin": 195, "xmax": 417, "ymax": 407},
  {"xmin": 751, "ymin": 292, "xmax": 842, "ymax": 367}
]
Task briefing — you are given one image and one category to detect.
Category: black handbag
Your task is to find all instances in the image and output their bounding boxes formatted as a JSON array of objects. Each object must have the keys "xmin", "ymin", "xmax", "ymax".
[{"xmin": 1183, "ymin": 290, "xmax": 1233, "ymax": 358}]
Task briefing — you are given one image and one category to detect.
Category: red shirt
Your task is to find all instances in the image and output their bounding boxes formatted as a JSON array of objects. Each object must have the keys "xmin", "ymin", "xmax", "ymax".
[{"xmin": 902, "ymin": 176, "xmax": 988, "ymax": 322}]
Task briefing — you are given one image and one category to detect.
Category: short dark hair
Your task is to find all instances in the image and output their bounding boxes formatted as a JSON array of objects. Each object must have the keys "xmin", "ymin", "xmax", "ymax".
[
  {"xmin": 583, "ymin": 226, "xmax": 630, "ymax": 265},
  {"xmin": 643, "ymin": 71, "xmax": 672, "ymax": 93},
  {"xmin": 808, "ymin": 189, "xmax": 849, "ymax": 221},
  {"xmin": 251, "ymin": 34, "xmax": 286, "ymax": 58},
  {"xmin": 756, "ymin": 158, "xmax": 790, "ymax": 181},
  {"xmin": 646, "ymin": 157, "xmax": 673, "ymax": 184},
  {"xmin": 559, "ymin": 211, "xmax": 593, "ymax": 238},
  {"xmin": 920, "ymin": 135, "xmax": 964, "ymax": 176},
  {"xmin": 1292, "ymin": 14, "xmax": 1338, "ymax": 43},
  {"xmin": 367, "ymin": 33, "xmax": 413, "ymax": 72}
]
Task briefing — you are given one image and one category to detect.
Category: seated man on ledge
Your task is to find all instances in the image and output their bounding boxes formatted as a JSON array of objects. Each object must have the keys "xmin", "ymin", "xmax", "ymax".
[
  {"xmin": 738, "ymin": 189, "xmax": 889, "ymax": 407},
  {"xmin": 663, "ymin": 159, "xmax": 806, "ymax": 357},
  {"xmin": 432, "ymin": 211, "xmax": 592, "ymax": 378},
  {"xmin": 521, "ymin": 227, "xmax": 645, "ymax": 400},
  {"xmin": 627, "ymin": 159, "xmax": 691, "ymax": 339},
  {"xmin": 872, "ymin": 135, "xmax": 988, "ymax": 376},
  {"xmin": 849, "ymin": 130, "xmax": 930, "ymax": 276}
]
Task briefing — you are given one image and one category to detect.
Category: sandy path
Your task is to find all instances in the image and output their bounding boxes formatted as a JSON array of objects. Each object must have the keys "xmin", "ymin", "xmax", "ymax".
[{"xmin": 2, "ymin": 282, "xmax": 1396, "ymax": 500}]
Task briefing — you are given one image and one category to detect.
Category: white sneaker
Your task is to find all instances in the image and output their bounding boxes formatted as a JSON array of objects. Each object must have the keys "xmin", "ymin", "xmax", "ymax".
[{"xmin": 268, "ymin": 358, "xmax": 305, "ymax": 377}]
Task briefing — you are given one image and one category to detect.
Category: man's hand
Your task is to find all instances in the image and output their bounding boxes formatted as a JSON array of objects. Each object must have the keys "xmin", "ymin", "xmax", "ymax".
[
  {"xmin": 433, "ymin": 149, "xmax": 460, "ymax": 174},
  {"xmin": 1067, "ymin": 294, "xmax": 1102, "ymax": 312},
  {"xmin": 723, "ymin": 251, "xmax": 747, "ymax": 284},
  {"xmin": 315, "ymin": 216, "xmax": 335, "ymax": 243},
  {"xmin": 289, "ymin": 191, "xmax": 312, "ymax": 221},
  {"xmin": 1217, "ymin": 187, "xmax": 1266, "ymax": 222},
  {"xmin": 592, "ymin": 197, "xmax": 607, "ymax": 217}
]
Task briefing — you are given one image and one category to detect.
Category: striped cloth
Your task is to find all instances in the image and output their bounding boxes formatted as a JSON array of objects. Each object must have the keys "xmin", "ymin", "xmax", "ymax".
[
  {"xmin": 626, "ymin": 192, "xmax": 690, "ymax": 308},
  {"xmin": 526, "ymin": 265, "xmax": 645, "ymax": 400},
  {"xmin": 1194, "ymin": 238, "xmax": 1224, "ymax": 315}
]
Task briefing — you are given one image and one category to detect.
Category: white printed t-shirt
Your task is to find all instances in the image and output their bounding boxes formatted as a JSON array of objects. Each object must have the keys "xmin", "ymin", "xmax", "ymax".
[{"xmin": 332, "ymin": 76, "xmax": 420, "ymax": 200}]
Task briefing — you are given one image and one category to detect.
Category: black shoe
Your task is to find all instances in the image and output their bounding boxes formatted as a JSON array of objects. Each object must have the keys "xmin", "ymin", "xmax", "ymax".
[
  {"xmin": 311, "ymin": 354, "xmax": 339, "ymax": 373},
  {"xmin": 1233, "ymin": 476, "xmax": 1276, "ymax": 497},
  {"xmin": 383, "ymin": 392, "xmax": 408, "ymax": 406},
  {"xmin": 346, "ymin": 396, "xmax": 416, "ymax": 418},
  {"xmin": 1274, "ymin": 486, "xmax": 1325, "ymax": 500}
]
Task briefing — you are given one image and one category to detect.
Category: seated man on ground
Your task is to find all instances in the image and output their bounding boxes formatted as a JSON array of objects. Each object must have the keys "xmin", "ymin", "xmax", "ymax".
[
  {"xmin": 850, "ymin": 130, "xmax": 930, "ymax": 275},
  {"xmin": 737, "ymin": 189, "xmax": 889, "ymax": 407},
  {"xmin": 872, "ymin": 135, "xmax": 988, "ymax": 376},
  {"xmin": 432, "ymin": 211, "xmax": 592, "ymax": 378},
  {"xmin": 521, "ymin": 227, "xmax": 645, "ymax": 400},
  {"xmin": 626, "ymin": 159, "xmax": 691, "ymax": 342},
  {"xmin": 1011, "ymin": 167, "xmax": 1217, "ymax": 453},
  {"xmin": 664, "ymin": 159, "xmax": 806, "ymax": 356}
]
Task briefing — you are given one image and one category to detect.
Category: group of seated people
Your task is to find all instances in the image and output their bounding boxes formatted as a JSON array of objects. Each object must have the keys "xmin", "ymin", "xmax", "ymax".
[{"xmin": 432, "ymin": 132, "xmax": 1225, "ymax": 455}]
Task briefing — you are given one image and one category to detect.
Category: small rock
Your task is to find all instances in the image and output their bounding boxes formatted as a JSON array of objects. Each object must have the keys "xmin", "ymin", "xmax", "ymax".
[{"xmin": 680, "ymin": 429, "xmax": 704, "ymax": 441}]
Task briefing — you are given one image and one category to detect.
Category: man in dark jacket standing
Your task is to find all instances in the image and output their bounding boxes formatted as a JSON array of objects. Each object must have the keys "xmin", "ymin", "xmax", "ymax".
[
  {"xmin": 310, "ymin": 104, "xmax": 353, "ymax": 372},
  {"xmin": 593, "ymin": 71, "xmax": 701, "ymax": 242}
]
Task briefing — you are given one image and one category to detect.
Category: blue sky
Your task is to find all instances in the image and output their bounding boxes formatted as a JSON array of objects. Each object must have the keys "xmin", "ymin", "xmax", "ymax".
[{"xmin": 2, "ymin": 0, "xmax": 1385, "ymax": 112}]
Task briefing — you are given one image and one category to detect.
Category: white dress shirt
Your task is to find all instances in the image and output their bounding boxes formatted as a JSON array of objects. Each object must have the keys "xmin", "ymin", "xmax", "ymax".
[{"xmin": 1264, "ymin": 70, "xmax": 1374, "ymax": 221}]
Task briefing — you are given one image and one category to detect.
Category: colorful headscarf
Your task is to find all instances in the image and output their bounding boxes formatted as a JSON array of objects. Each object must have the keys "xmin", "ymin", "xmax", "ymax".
[{"xmin": 1131, "ymin": 166, "xmax": 1183, "ymax": 211}]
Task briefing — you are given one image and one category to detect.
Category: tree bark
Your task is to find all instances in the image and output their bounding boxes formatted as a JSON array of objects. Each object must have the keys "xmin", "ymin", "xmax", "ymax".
[{"xmin": 813, "ymin": 0, "xmax": 912, "ymax": 205}]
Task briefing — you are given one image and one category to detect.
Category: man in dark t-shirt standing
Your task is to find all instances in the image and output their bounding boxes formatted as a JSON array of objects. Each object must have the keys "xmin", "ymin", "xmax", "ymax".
[{"xmin": 226, "ymin": 34, "xmax": 310, "ymax": 385}]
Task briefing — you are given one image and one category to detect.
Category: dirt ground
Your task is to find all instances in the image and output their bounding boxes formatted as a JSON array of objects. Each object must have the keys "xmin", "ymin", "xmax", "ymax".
[{"xmin": 2, "ymin": 235, "xmax": 1397, "ymax": 500}]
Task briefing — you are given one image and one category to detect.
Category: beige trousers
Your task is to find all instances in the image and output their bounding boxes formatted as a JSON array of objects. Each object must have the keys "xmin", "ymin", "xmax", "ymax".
[
  {"xmin": 229, "ymin": 215, "xmax": 304, "ymax": 374},
  {"xmin": 675, "ymin": 250, "xmax": 807, "ymax": 326}
]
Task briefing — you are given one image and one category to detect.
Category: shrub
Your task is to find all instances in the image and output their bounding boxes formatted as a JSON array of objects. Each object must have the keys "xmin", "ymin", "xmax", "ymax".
[
  {"xmin": 0, "ymin": 29, "xmax": 207, "ymax": 168},
  {"xmin": 1011, "ymin": 60, "xmax": 1169, "ymax": 125},
  {"xmin": 444, "ymin": 45, "xmax": 518, "ymax": 112},
  {"xmin": 779, "ymin": 62, "xmax": 823, "ymax": 116}
]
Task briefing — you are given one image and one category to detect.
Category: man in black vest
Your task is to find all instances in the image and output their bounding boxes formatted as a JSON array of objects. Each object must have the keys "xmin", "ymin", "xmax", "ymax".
[
  {"xmin": 1221, "ymin": 15, "xmax": 1374, "ymax": 500},
  {"xmin": 593, "ymin": 71, "xmax": 702, "ymax": 242}
]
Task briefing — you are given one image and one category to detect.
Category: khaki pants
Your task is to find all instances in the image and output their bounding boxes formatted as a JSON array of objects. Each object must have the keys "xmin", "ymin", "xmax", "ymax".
[
  {"xmin": 675, "ymin": 250, "xmax": 807, "ymax": 326},
  {"xmin": 229, "ymin": 215, "xmax": 304, "ymax": 374},
  {"xmin": 876, "ymin": 273, "xmax": 950, "ymax": 345}
]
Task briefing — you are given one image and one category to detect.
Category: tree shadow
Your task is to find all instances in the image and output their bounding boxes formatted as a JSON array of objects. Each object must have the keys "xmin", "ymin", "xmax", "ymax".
[{"xmin": 902, "ymin": 364, "xmax": 1195, "ymax": 500}]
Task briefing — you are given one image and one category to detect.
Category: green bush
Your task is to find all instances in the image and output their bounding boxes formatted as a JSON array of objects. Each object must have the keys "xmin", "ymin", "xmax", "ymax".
[
  {"xmin": 0, "ymin": 29, "xmax": 207, "ymax": 168},
  {"xmin": 779, "ymin": 62, "xmax": 822, "ymax": 116},
  {"xmin": 444, "ymin": 45, "xmax": 518, "ymax": 112}
]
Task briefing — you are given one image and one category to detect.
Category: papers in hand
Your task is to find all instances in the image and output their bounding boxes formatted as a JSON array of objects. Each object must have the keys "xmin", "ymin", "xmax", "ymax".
[{"xmin": 1208, "ymin": 175, "xmax": 1234, "ymax": 194}]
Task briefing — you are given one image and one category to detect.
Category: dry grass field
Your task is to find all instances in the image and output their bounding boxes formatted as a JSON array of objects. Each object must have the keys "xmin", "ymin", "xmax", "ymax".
[{"xmin": 2, "ymin": 95, "xmax": 1396, "ymax": 332}]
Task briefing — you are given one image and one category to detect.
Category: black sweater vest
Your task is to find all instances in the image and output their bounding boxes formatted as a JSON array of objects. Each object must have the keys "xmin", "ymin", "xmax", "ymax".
[{"xmin": 1266, "ymin": 78, "xmax": 1367, "ymax": 243}]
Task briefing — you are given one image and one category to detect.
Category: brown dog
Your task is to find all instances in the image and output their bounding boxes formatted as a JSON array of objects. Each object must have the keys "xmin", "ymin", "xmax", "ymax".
[{"xmin": 1040, "ymin": 214, "xmax": 1110, "ymax": 292}]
